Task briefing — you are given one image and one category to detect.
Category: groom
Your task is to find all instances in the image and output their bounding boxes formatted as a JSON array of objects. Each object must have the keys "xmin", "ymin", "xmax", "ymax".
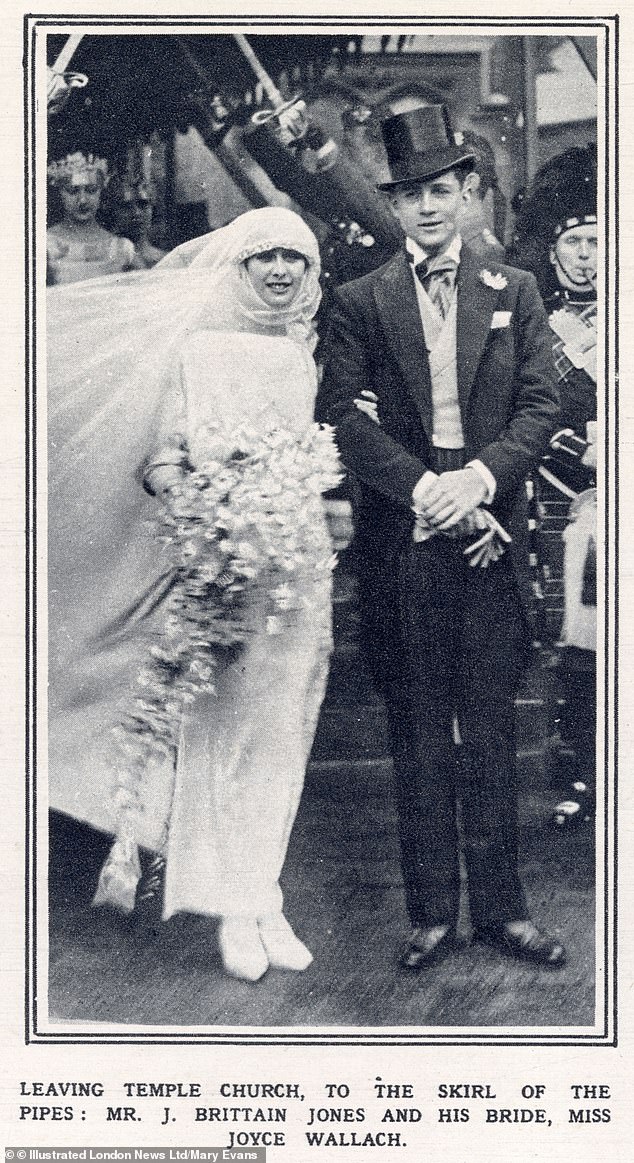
[{"xmin": 316, "ymin": 105, "xmax": 565, "ymax": 969}]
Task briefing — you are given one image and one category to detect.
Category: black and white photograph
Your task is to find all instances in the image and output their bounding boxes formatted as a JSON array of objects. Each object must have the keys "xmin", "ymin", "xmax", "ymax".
[{"xmin": 27, "ymin": 13, "xmax": 615, "ymax": 1047}]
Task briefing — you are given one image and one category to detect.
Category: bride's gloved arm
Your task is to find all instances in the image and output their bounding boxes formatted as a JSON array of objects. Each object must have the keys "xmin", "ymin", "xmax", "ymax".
[{"xmin": 143, "ymin": 357, "xmax": 190, "ymax": 497}]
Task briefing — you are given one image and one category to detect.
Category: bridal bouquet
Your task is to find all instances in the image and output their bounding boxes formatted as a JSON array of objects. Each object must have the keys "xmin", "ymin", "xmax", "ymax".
[
  {"xmin": 95, "ymin": 420, "xmax": 342, "ymax": 912},
  {"xmin": 118, "ymin": 420, "xmax": 342, "ymax": 771}
]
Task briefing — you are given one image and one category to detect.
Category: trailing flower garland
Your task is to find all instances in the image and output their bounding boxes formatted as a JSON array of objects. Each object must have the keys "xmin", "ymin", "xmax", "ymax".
[{"xmin": 93, "ymin": 420, "xmax": 342, "ymax": 912}]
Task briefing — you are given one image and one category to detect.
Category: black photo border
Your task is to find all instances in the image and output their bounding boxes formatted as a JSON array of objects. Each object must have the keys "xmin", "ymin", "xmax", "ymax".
[{"xmin": 24, "ymin": 10, "xmax": 619, "ymax": 1047}]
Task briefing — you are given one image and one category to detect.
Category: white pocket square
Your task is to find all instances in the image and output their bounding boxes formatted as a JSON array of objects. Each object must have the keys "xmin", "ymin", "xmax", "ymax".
[{"xmin": 491, "ymin": 311, "xmax": 512, "ymax": 329}]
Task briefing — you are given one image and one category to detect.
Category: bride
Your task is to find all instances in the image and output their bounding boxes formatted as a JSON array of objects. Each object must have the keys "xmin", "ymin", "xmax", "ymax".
[{"xmin": 47, "ymin": 208, "xmax": 340, "ymax": 981}]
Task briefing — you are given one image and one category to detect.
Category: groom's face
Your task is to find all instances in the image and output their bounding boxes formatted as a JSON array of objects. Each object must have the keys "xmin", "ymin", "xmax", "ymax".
[{"xmin": 389, "ymin": 169, "xmax": 470, "ymax": 255}]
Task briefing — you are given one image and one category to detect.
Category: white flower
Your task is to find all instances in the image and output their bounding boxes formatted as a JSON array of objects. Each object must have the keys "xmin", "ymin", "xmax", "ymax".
[{"xmin": 480, "ymin": 269, "xmax": 508, "ymax": 291}]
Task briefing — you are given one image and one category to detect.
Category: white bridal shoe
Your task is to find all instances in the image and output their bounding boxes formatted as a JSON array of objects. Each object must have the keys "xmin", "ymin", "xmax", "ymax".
[
  {"xmin": 218, "ymin": 917, "xmax": 269, "ymax": 982},
  {"xmin": 257, "ymin": 913, "xmax": 313, "ymax": 971}
]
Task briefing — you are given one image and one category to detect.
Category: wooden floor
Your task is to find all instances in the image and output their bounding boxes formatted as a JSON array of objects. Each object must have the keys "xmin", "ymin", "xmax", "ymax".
[{"xmin": 47, "ymin": 569, "xmax": 597, "ymax": 1031}]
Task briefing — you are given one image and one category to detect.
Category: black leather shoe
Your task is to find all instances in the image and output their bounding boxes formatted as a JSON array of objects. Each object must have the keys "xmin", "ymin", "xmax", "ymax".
[
  {"xmin": 400, "ymin": 925, "xmax": 457, "ymax": 971},
  {"xmin": 476, "ymin": 921, "xmax": 566, "ymax": 969}
]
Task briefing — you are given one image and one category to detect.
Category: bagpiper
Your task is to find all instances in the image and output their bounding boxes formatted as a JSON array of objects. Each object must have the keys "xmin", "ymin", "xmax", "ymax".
[{"xmin": 513, "ymin": 145, "xmax": 598, "ymax": 829}]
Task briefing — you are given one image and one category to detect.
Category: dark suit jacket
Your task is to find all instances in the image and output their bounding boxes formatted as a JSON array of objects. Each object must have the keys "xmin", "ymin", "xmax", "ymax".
[{"xmin": 316, "ymin": 244, "xmax": 560, "ymax": 634}]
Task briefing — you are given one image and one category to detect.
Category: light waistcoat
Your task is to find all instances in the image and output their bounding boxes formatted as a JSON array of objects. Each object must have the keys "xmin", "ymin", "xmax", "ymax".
[{"xmin": 415, "ymin": 280, "xmax": 465, "ymax": 449}]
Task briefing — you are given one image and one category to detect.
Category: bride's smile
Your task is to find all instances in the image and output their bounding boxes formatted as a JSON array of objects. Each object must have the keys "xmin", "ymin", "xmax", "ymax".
[{"xmin": 245, "ymin": 246, "xmax": 308, "ymax": 307}]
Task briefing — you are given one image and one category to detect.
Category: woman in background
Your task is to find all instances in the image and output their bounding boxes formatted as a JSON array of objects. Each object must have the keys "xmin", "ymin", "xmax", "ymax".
[
  {"xmin": 117, "ymin": 178, "xmax": 167, "ymax": 268},
  {"xmin": 47, "ymin": 151, "xmax": 144, "ymax": 284}
]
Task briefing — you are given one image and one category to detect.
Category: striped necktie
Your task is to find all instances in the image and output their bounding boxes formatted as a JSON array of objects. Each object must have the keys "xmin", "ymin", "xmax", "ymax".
[{"xmin": 414, "ymin": 256, "xmax": 458, "ymax": 320}]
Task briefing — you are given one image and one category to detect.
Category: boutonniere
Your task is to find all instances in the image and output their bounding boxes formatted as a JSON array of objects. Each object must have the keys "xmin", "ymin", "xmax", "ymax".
[{"xmin": 480, "ymin": 269, "xmax": 508, "ymax": 291}]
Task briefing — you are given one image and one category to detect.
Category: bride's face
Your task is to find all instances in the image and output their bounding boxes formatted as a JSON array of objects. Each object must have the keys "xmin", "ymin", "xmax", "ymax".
[{"xmin": 245, "ymin": 247, "xmax": 308, "ymax": 308}]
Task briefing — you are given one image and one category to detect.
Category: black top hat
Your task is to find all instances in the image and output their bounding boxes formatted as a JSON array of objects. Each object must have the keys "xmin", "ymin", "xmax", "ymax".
[{"xmin": 376, "ymin": 105, "xmax": 476, "ymax": 191}]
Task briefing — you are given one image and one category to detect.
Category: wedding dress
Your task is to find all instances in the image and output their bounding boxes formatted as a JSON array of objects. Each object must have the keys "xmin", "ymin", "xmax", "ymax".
[
  {"xmin": 47, "ymin": 209, "xmax": 338, "ymax": 959},
  {"xmin": 154, "ymin": 330, "xmax": 333, "ymax": 921}
]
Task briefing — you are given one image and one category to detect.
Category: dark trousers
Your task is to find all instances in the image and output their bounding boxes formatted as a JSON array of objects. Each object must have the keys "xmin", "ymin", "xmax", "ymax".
[
  {"xmin": 556, "ymin": 646, "xmax": 596, "ymax": 794},
  {"xmin": 382, "ymin": 535, "xmax": 531, "ymax": 931}
]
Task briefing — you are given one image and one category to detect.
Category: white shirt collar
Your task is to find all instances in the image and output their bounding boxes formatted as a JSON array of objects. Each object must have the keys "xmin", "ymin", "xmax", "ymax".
[{"xmin": 405, "ymin": 233, "xmax": 463, "ymax": 267}]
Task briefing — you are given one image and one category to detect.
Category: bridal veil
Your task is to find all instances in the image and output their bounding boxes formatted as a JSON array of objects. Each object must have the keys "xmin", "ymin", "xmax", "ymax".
[{"xmin": 47, "ymin": 208, "xmax": 323, "ymax": 846}]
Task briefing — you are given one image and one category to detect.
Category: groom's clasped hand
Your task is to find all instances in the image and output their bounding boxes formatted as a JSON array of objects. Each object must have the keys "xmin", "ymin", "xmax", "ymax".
[{"xmin": 412, "ymin": 466, "xmax": 487, "ymax": 530}]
